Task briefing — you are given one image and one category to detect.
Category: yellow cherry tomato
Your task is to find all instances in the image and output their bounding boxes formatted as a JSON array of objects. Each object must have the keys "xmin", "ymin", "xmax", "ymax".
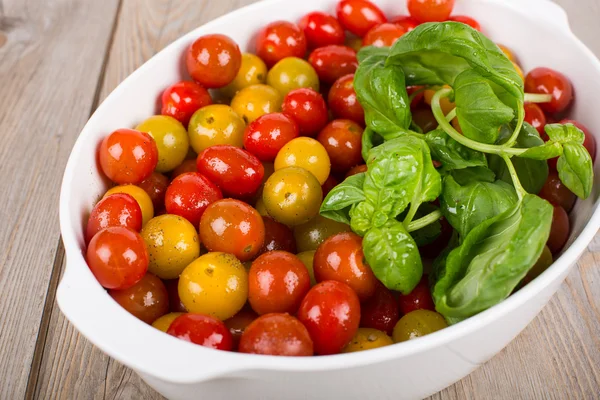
[
  {"xmin": 152, "ymin": 312, "xmax": 185, "ymax": 332},
  {"xmin": 178, "ymin": 252, "xmax": 248, "ymax": 320},
  {"xmin": 262, "ymin": 166, "xmax": 323, "ymax": 226},
  {"xmin": 136, "ymin": 115, "xmax": 189, "ymax": 173},
  {"xmin": 274, "ymin": 137, "xmax": 331, "ymax": 185},
  {"xmin": 343, "ymin": 328, "xmax": 394, "ymax": 353},
  {"xmin": 392, "ymin": 310, "xmax": 448, "ymax": 343},
  {"xmin": 222, "ymin": 53, "xmax": 268, "ymax": 98},
  {"xmin": 296, "ymin": 250, "xmax": 316, "ymax": 286},
  {"xmin": 254, "ymin": 197, "xmax": 270, "ymax": 217},
  {"xmin": 512, "ymin": 61, "xmax": 525, "ymax": 81},
  {"xmin": 104, "ymin": 184, "xmax": 154, "ymax": 226},
  {"xmin": 230, "ymin": 84, "xmax": 282, "ymax": 124},
  {"xmin": 293, "ymin": 215, "xmax": 351, "ymax": 252},
  {"xmin": 267, "ymin": 57, "xmax": 320, "ymax": 96},
  {"xmin": 141, "ymin": 214, "xmax": 200, "ymax": 279},
  {"xmin": 424, "ymin": 85, "xmax": 455, "ymax": 115},
  {"xmin": 188, "ymin": 104, "xmax": 245, "ymax": 153}
]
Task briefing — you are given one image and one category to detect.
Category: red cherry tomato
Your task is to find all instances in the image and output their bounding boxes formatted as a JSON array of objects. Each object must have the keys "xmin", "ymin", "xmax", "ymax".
[
  {"xmin": 539, "ymin": 171, "xmax": 577, "ymax": 212},
  {"xmin": 282, "ymin": 88, "xmax": 329, "ymax": 137},
  {"xmin": 407, "ymin": 0, "xmax": 456, "ymax": 23},
  {"xmin": 559, "ymin": 120, "xmax": 596, "ymax": 162},
  {"xmin": 109, "ymin": 273, "xmax": 169, "ymax": 324},
  {"xmin": 321, "ymin": 175, "xmax": 340, "ymax": 197},
  {"xmin": 412, "ymin": 108, "xmax": 438, "ymax": 133},
  {"xmin": 239, "ymin": 313, "xmax": 313, "ymax": 356},
  {"xmin": 525, "ymin": 67, "xmax": 574, "ymax": 115},
  {"xmin": 397, "ymin": 275, "xmax": 435, "ymax": 315},
  {"xmin": 363, "ymin": 23, "xmax": 406, "ymax": 47},
  {"xmin": 328, "ymin": 74, "xmax": 364, "ymax": 125},
  {"xmin": 248, "ymin": 251, "xmax": 311, "ymax": 315},
  {"xmin": 99, "ymin": 129, "xmax": 158, "ymax": 185},
  {"xmin": 297, "ymin": 280, "xmax": 361, "ymax": 355},
  {"xmin": 85, "ymin": 194, "xmax": 142, "ymax": 244},
  {"xmin": 161, "ymin": 81, "xmax": 212, "ymax": 126},
  {"xmin": 167, "ymin": 313, "xmax": 233, "ymax": 350},
  {"xmin": 225, "ymin": 307, "xmax": 259, "ymax": 350},
  {"xmin": 86, "ymin": 226, "xmax": 148, "ymax": 290},
  {"xmin": 255, "ymin": 21, "xmax": 307, "ymax": 68},
  {"xmin": 547, "ymin": 205, "xmax": 570, "ymax": 255},
  {"xmin": 308, "ymin": 45, "xmax": 358, "ymax": 85},
  {"xmin": 243, "ymin": 113, "xmax": 299, "ymax": 161},
  {"xmin": 299, "ymin": 11, "xmax": 345, "ymax": 49},
  {"xmin": 164, "ymin": 172, "xmax": 223, "ymax": 226},
  {"xmin": 171, "ymin": 159, "xmax": 198, "ymax": 179},
  {"xmin": 259, "ymin": 216, "xmax": 297, "ymax": 255},
  {"xmin": 407, "ymin": 86, "xmax": 425, "ymax": 109},
  {"xmin": 390, "ymin": 15, "xmax": 420, "ymax": 32},
  {"xmin": 336, "ymin": 0, "xmax": 387, "ymax": 37},
  {"xmin": 317, "ymin": 119, "xmax": 364, "ymax": 174},
  {"xmin": 360, "ymin": 283, "xmax": 400, "ymax": 335},
  {"xmin": 138, "ymin": 172, "xmax": 169, "ymax": 212},
  {"xmin": 448, "ymin": 16, "xmax": 481, "ymax": 31},
  {"xmin": 524, "ymin": 103, "xmax": 547, "ymax": 137},
  {"xmin": 196, "ymin": 145, "xmax": 264, "ymax": 198},
  {"xmin": 164, "ymin": 279, "xmax": 187, "ymax": 313},
  {"xmin": 346, "ymin": 164, "xmax": 367, "ymax": 178},
  {"xmin": 186, "ymin": 34, "xmax": 242, "ymax": 89}
]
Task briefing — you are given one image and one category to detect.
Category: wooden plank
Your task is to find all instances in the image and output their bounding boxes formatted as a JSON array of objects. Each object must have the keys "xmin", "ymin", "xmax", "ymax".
[{"xmin": 0, "ymin": 0, "xmax": 120, "ymax": 398}]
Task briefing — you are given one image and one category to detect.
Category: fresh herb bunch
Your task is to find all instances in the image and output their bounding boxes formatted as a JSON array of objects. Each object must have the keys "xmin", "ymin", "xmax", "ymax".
[{"xmin": 319, "ymin": 22, "xmax": 594, "ymax": 324}]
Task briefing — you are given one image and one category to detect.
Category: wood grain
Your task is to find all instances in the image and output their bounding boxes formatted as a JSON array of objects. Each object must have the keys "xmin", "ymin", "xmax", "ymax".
[{"xmin": 0, "ymin": 0, "xmax": 120, "ymax": 398}]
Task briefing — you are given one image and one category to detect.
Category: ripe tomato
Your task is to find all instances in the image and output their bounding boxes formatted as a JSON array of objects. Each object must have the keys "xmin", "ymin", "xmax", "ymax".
[
  {"xmin": 524, "ymin": 103, "xmax": 547, "ymax": 136},
  {"xmin": 321, "ymin": 175, "xmax": 340, "ymax": 198},
  {"xmin": 248, "ymin": 251, "xmax": 311, "ymax": 314},
  {"xmin": 161, "ymin": 81, "xmax": 212, "ymax": 126},
  {"xmin": 197, "ymin": 145, "xmax": 264, "ymax": 198},
  {"xmin": 559, "ymin": 120, "xmax": 596, "ymax": 162},
  {"xmin": 407, "ymin": 85, "xmax": 425, "ymax": 109},
  {"xmin": 266, "ymin": 57, "xmax": 320, "ymax": 96},
  {"xmin": 317, "ymin": 119, "xmax": 364, "ymax": 174},
  {"xmin": 164, "ymin": 279, "xmax": 187, "ymax": 313},
  {"xmin": 362, "ymin": 23, "xmax": 406, "ymax": 47},
  {"xmin": 299, "ymin": 11, "xmax": 345, "ymax": 49},
  {"xmin": 274, "ymin": 137, "xmax": 331, "ymax": 185},
  {"xmin": 397, "ymin": 276, "xmax": 435, "ymax": 315},
  {"xmin": 255, "ymin": 21, "xmax": 307, "ymax": 68},
  {"xmin": 392, "ymin": 310, "xmax": 447, "ymax": 342},
  {"xmin": 390, "ymin": 15, "xmax": 420, "ymax": 32},
  {"xmin": 138, "ymin": 172, "xmax": 169, "ymax": 211},
  {"xmin": 297, "ymin": 280, "xmax": 361, "ymax": 355},
  {"xmin": 231, "ymin": 84, "xmax": 283, "ymax": 124},
  {"xmin": 188, "ymin": 105, "xmax": 246, "ymax": 153},
  {"xmin": 346, "ymin": 164, "xmax": 367, "ymax": 178},
  {"xmin": 343, "ymin": 328, "xmax": 393, "ymax": 353},
  {"xmin": 167, "ymin": 313, "xmax": 233, "ymax": 350},
  {"xmin": 222, "ymin": 53, "xmax": 268, "ymax": 98},
  {"xmin": 86, "ymin": 226, "xmax": 148, "ymax": 290},
  {"xmin": 308, "ymin": 45, "xmax": 358, "ymax": 85},
  {"xmin": 152, "ymin": 312, "xmax": 184, "ymax": 332},
  {"xmin": 293, "ymin": 215, "xmax": 351, "ymax": 253},
  {"xmin": 85, "ymin": 193, "xmax": 142, "ymax": 244},
  {"xmin": 243, "ymin": 113, "xmax": 299, "ymax": 162},
  {"xmin": 164, "ymin": 172, "xmax": 223, "ymax": 226},
  {"xmin": 314, "ymin": 232, "xmax": 377, "ymax": 301},
  {"xmin": 186, "ymin": 34, "xmax": 242, "ymax": 88},
  {"xmin": 260, "ymin": 216, "xmax": 297, "ymax": 254},
  {"xmin": 412, "ymin": 108, "xmax": 438, "ymax": 133},
  {"xmin": 109, "ymin": 273, "xmax": 169, "ymax": 324},
  {"xmin": 225, "ymin": 307, "xmax": 258, "ymax": 350},
  {"xmin": 328, "ymin": 74, "xmax": 364, "ymax": 125},
  {"xmin": 547, "ymin": 205, "xmax": 570, "ymax": 254},
  {"xmin": 538, "ymin": 171, "xmax": 577, "ymax": 212},
  {"xmin": 239, "ymin": 313, "xmax": 313, "ymax": 356},
  {"xmin": 407, "ymin": 0, "xmax": 456, "ymax": 23},
  {"xmin": 104, "ymin": 185, "xmax": 154, "ymax": 226},
  {"xmin": 360, "ymin": 283, "xmax": 400, "ymax": 335},
  {"xmin": 336, "ymin": 0, "xmax": 387, "ymax": 37},
  {"xmin": 525, "ymin": 67, "xmax": 574, "ymax": 115},
  {"xmin": 281, "ymin": 88, "xmax": 329, "ymax": 137},
  {"xmin": 99, "ymin": 129, "xmax": 158, "ymax": 185},
  {"xmin": 449, "ymin": 15, "xmax": 481, "ymax": 31}
]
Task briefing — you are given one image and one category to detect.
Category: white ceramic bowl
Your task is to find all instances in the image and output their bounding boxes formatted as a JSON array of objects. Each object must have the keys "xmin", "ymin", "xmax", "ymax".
[{"xmin": 58, "ymin": 0, "xmax": 600, "ymax": 398}]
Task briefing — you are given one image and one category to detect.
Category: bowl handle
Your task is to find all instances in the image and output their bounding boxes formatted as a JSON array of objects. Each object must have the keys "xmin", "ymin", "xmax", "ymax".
[{"xmin": 496, "ymin": 0, "xmax": 571, "ymax": 32}]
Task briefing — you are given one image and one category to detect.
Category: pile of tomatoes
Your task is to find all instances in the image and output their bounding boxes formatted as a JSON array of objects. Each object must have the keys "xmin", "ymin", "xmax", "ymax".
[{"xmin": 84, "ymin": 0, "xmax": 594, "ymax": 356}]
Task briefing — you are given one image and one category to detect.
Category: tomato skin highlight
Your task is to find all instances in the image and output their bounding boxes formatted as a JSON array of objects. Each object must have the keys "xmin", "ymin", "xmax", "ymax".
[
  {"xmin": 299, "ymin": 11, "xmax": 345, "ymax": 49},
  {"xmin": 86, "ymin": 193, "xmax": 143, "ymax": 244},
  {"xmin": 186, "ymin": 34, "xmax": 242, "ymax": 89},
  {"xmin": 256, "ymin": 21, "xmax": 307, "ymax": 68},
  {"xmin": 164, "ymin": 172, "xmax": 223, "ymax": 226},
  {"xmin": 161, "ymin": 81, "xmax": 212, "ymax": 126},
  {"xmin": 168, "ymin": 313, "xmax": 233, "ymax": 350},
  {"xmin": 362, "ymin": 23, "xmax": 406, "ymax": 47},
  {"xmin": 336, "ymin": 0, "xmax": 387, "ymax": 37},
  {"xmin": 239, "ymin": 313, "xmax": 314, "ymax": 356},
  {"xmin": 407, "ymin": 0, "xmax": 456, "ymax": 23}
]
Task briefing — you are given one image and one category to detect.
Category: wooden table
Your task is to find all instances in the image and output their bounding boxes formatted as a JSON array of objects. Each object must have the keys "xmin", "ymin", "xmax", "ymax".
[{"xmin": 1, "ymin": 0, "xmax": 599, "ymax": 398}]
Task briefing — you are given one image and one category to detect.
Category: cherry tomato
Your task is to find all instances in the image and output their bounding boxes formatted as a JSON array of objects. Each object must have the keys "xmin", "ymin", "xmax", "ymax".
[
  {"xmin": 346, "ymin": 164, "xmax": 367, "ymax": 178},
  {"xmin": 392, "ymin": 309, "xmax": 447, "ymax": 342},
  {"xmin": 407, "ymin": 0, "xmax": 456, "ymax": 23},
  {"xmin": 297, "ymin": 280, "xmax": 361, "ymax": 355},
  {"xmin": 412, "ymin": 108, "xmax": 438, "ymax": 133},
  {"xmin": 171, "ymin": 159, "xmax": 198, "ymax": 179},
  {"xmin": 521, "ymin": 246, "xmax": 553, "ymax": 286},
  {"xmin": 99, "ymin": 129, "xmax": 158, "ymax": 185},
  {"xmin": 317, "ymin": 119, "xmax": 364, "ymax": 173},
  {"xmin": 390, "ymin": 15, "xmax": 420, "ymax": 32},
  {"xmin": 525, "ymin": 67, "xmax": 574, "ymax": 115},
  {"xmin": 424, "ymin": 86, "xmax": 455, "ymax": 115},
  {"xmin": 243, "ymin": 113, "xmax": 299, "ymax": 162},
  {"xmin": 248, "ymin": 251, "xmax": 311, "ymax": 314},
  {"xmin": 524, "ymin": 103, "xmax": 547, "ymax": 136},
  {"xmin": 197, "ymin": 145, "xmax": 264, "ymax": 198},
  {"xmin": 85, "ymin": 193, "xmax": 142, "ymax": 244},
  {"xmin": 179, "ymin": 252, "xmax": 248, "ymax": 320},
  {"xmin": 186, "ymin": 34, "xmax": 242, "ymax": 88},
  {"xmin": 164, "ymin": 279, "xmax": 187, "ymax": 313},
  {"xmin": 407, "ymin": 86, "xmax": 425, "ymax": 109},
  {"xmin": 86, "ymin": 226, "xmax": 148, "ymax": 290},
  {"xmin": 343, "ymin": 328, "xmax": 393, "ymax": 353},
  {"xmin": 336, "ymin": 0, "xmax": 387, "ymax": 37},
  {"xmin": 299, "ymin": 11, "xmax": 345, "ymax": 49},
  {"xmin": 559, "ymin": 120, "xmax": 596, "ymax": 162},
  {"xmin": 293, "ymin": 215, "xmax": 351, "ymax": 253},
  {"xmin": 397, "ymin": 275, "xmax": 435, "ymax": 315},
  {"xmin": 164, "ymin": 172, "xmax": 223, "ymax": 226},
  {"xmin": 161, "ymin": 81, "xmax": 212, "ymax": 126},
  {"xmin": 188, "ymin": 105, "xmax": 246, "ymax": 153},
  {"xmin": 168, "ymin": 313, "xmax": 233, "ymax": 350},
  {"xmin": 345, "ymin": 36, "xmax": 363, "ymax": 52},
  {"xmin": 138, "ymin": 172, "xmax": 169, "ymax": 211},
  {"xmin": 152, "ymin": 312, "xmax": 184, "ymax": 332},
  {"xmin": 267, "ymin": 57, "xmax": 320, "ymax": 96},
  {"xmin": 281, "ymin": 88, "xmax": 329, "ymax": 137},
  {"xmin": 360, "ymin": 283, "xmax": 400, "ymax": 335},
  {"xmin": 296, "ymin": 250, "xmax": 317, "ymax": 286},
  {"xmin": 260, "ymin": 216, "xmax": 297, "ymax": 254},
  {"xmin": 327, "ymin": 74, "xmax": 364, "ymax": 125},
  {"xmin": 231, "ymin": 84, "xmax": 283, "ymax": 124},
  {"xmin": 274, "ymin": 137, "xmax": 331, "ymax": 184},
  {"xmin": 538, "ymin": 171, "xmax": 577, "ymax": 212},
  {"xmin": 321, "ymin": 175, "xmax": 340, "ymax": 197},
  {"xmin": 308, "ymin": 45, "xmax": 358, "ymax": 85},
  {"xmin": 363, "ymin": 23, "xmax": 406, "ymax": 47},
  {"xmin": 109, "ymin": 273, "xmax": 169, "ymax": 324},
  {"xmin": 224, "ymin": 307, "xmax": 259, "ymax": 350},
  {"xmin": 239, "ymin": 313, "xmax": 313, "ymax": 356},
  {"xmin": 222, "ymin": 53, "xmax": 268, "ymax": 98},
  {"xmin": 449, "ymin": 16, "xmax": 481, "ymax": 31},
  {"xmin": 256, "ymin": 21, "xmax": 307, "ymax": 68},
  {"xmin": 199, "ymin": 199, "xmax": 265, "ymax": 261},
  {"xmin": 547, "ymin": 205, "xmax": 570, "ymax": 255},
  {"xmin": 104, "ymin": 185, "xmax": 154, "ymax": 226},
  {"xmin": 136, "ymin": 116, "xmax": 189, "ymax": 173}
]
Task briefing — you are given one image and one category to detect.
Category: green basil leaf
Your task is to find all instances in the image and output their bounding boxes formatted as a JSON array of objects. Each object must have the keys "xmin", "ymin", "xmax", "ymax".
[
  {"xmin": 407, "ymin": 203, "xmax": 442, "ymax": 247},
  {"xmin": 450, "ymin": 166, "xmax": 496, "ymax": 185},
  {"xmin": 357, "ymin": 45, "xmax": 389, "ymax": 63},
  {"xmin": 348, "ymin": 201, "xmax": 375, "ymax": 236},
  {"xmin": 544, "ymin": 123, "xmax": 585, "ymax": 144},
  {"xmin": 363, "ymin": 220, "xmax": 423, "ymax": 294},
  {"xmin": 361, "ymin": 128, "xmax": 383, "ymax": 162},
  {"xmin": 557, "ymin": 142, "xmax": 594, "ymax": 199},
  {"xmin": 320, "ymin": 173, "xmax": 366, "ymax": 224},
  {"xmin": 519, "ymin": 141, "xmax": 563, "ymax": 160},
  {"xmin": 425, "ymin": 127, "xmax": 488, "ymax": 170}
]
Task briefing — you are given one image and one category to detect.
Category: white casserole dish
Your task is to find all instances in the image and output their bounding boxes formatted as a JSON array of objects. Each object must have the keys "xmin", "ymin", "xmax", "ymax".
[{"xmin": 58, "ymin": 0, "xmax": 600, "ymax": 398}]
